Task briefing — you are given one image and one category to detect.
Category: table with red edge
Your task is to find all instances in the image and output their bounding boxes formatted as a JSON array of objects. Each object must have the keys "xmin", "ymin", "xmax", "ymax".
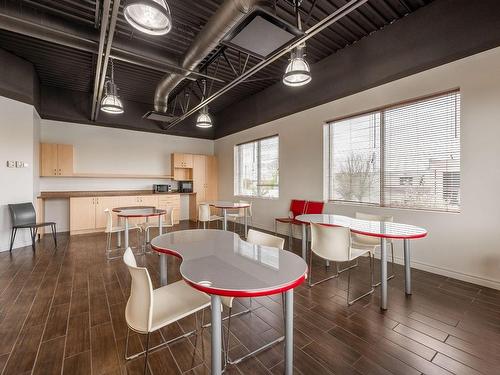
[
  {"xmin": 295, "ymin": 214, "xmax": 427, "ymax": 310},
  {"xmin": 112, "ymin": 206, "xmax": 166, "ymax": 251},
  {"xmin": 205, "ymin": 201, "xmax": 251, "ymax": 235},
  {"xmin": 151, "ymin": 229, "xmax": 308, "ymax": 375}
]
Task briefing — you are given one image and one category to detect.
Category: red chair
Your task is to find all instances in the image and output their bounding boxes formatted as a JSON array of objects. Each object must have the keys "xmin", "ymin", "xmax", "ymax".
[
  {"xmin": 304, "ymin": 200, "xmax": 325, "ymax": 214},
  {"xmin": 274, "ymin": 199, "xmax": 307, "ymax": 249}
]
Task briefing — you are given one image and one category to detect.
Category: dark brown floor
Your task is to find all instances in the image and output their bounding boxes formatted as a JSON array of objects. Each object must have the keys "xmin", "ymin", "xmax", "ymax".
[{"xmin": 1, "ymin": 221, "xmax": 500, "ymax": 375}]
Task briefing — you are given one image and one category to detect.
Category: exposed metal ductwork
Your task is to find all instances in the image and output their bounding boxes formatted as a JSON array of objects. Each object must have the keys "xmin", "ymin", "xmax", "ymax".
[
  {"xmin": 154, "ymin": 0, "xmax": 275, "ymax": 113},
  {"xmin": 0, "ymin": 3, "xmax": 222, "ymax": 82}
]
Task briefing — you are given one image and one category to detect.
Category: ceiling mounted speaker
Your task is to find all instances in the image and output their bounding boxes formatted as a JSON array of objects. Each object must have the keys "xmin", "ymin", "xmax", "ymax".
[
  {"xmin": 222, "ymin": 10, "xmax": 303, "ymax": 59},
  {"xmin": 124, "ymin": 0, "xmax": 172, "ymax": 35},
  {"xmin": 143, "ymin": 111, "xmax": 177, "ymax": 122}
]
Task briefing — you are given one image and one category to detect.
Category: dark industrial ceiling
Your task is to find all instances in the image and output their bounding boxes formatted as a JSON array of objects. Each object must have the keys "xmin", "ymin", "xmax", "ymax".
[{"xmin": 0, "ymin": 0, "xmax": 434, "ymax": 137}]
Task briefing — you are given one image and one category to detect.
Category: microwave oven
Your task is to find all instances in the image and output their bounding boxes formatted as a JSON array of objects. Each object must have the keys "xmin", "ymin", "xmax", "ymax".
[
  {"xmin": 153, "ymin": 184, "xmax": 171, "ymax": 193},
  {"xmin": 178, "ymin": 181, "xmax": 193, "ymax": 193}
]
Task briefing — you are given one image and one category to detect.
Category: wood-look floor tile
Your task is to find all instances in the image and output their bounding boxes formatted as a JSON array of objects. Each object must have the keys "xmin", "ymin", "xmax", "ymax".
[
  {"xmin": 91, "ymin": 322, "xmax": 120, "ymax": 374},
  {"xmin": 63, "ymin": 351, "xmax": 91, "ymax": 375},
  {"xmin": 65, "ymin": 312, "xmax": 90, "ymax": 358},
  {"xmin": 33, "ymin": 336, "xmax": 65, "ymax": 375},
  {"xmin": 43, "ymin": 303, "xmax": 70, "ymax": 341},
  {"xmin": 3, "ymin": 323, "xmax": 44, "ymax": 374}
]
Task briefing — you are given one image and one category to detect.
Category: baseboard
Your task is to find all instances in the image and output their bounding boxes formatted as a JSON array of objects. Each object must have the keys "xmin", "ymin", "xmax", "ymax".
[{"xmin": 249, "ymin": 221, "xmax": 500, "ymax": 291}]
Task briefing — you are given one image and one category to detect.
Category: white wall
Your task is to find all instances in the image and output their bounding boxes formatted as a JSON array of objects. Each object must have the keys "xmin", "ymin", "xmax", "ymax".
[
  {"xmin": 0, "ymin": 97, "xmax": 39, "ymax": 251},
  {"xmin": 215, "ymin": 47, "xmax": 500, "ymax": 290},
  {"xmin": 40, "ymin": 120, "xmax": 215, "ymax": 231},
  {"xmin": 40, "ymin": 119, "xmax": 214, "ymax": 191}
]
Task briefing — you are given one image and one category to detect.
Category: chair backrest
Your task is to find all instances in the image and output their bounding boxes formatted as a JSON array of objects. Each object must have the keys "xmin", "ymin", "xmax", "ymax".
[
  {"xmin": 247, "ymin": 229, "xmax": 284, "ymax": 249},
  {"xmin": 8, "ymin": 203, "xmax": 36, "ymax": 227},
  {"xmin": 198, "ymin": 204, "xmax": 210, "ymax": 222},
  {"xmin": 104, "ymin": 208, "xmax": 113, "ymax": 233},
  {"xmin": 354, "ymin": 212, "xmax": 394, "ymax": 246},
  {"xmin": 164, "ymin": 206, "xmax": 175, "ymax": 226},
  {"xmin": 311, "ymin": 223, "xmax": 351, "ymax": 262},
  {"xmin": 289, "ymin": 199, "xmax": 307, "ymax": 218},
  {"xmin": 123, "ymin": 247, "xmax": 154, "ymax": 333},
  {"xmin": 305, "ymin": 201, "xmax": 325, "ymax": 214},
  {"xmin": 239, "ymin": 200, "xmax": 251, "ymax": 217}
]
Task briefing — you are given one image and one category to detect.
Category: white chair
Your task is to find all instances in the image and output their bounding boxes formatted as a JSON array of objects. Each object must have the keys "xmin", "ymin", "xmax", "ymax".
[
  {"xmin": 351, "ymin": 212, "xmax": 395, "ymax": 287},
  {"xmin": 144, "ymin": 207, "xmax": 175, "ymax": 244},
  {"xmin": 104, "ymin": 208, "xmax": 140, "ymax": 260},
  {"xmin": 227, "ymin": 200, "xmax": 253, "ymax": 234},
  {"xmin": 123, "ymin": 248, "xmax": 210, "ymax": 374},
  {"xmin": 309, "ymin": 223, "xmax": 374, "ymax": 306},
  {"xmin": 198, "ymin": 204, "xmax": 222, "ymax": 229},
  {"xmin": 222, "ymin": 229, "xmax": 285, "ymax": 366}
]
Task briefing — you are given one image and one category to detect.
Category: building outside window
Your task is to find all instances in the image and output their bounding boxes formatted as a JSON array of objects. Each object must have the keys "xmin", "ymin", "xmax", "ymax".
[
  {"xmin": 234, "ymin": 135, "xmax": 279, "ymax": 198},
  {"xmin": 324, "ymin": 90, "xmax": 461, "ymax": 212}
]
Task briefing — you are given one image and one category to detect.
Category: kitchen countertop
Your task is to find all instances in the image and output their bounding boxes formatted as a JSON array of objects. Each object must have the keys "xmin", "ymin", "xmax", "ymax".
[{"xmin": 38, "ymin": 190, "xmax": 196, "ymax": 199}]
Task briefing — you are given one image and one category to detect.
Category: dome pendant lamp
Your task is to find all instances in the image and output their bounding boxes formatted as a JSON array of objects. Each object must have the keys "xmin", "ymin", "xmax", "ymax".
[
  {"xmin": 283, "ymin": 1, "xmax": 311, "ymax": 87},
  {"xmin": 196, "ymin": 79, "xmax": 213, "ymax": 128},
  {"xmin": 124, "ymin": 0, "xmax": 173, "ymax": 35},
  {"xmin": 100, "ymin": 59, "xmax": 124, "ymax": 114}
]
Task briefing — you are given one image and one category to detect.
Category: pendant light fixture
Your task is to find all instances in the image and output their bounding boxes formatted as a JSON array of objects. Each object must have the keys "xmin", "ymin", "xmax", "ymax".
[
  {"xmin": 283, "ymin": 1, "xmax": 311, "ymax": 87},
  {"xmin": 124, "ymin": 0, "xmax": 172, "ymax": 35},
  {"xmin": 100, "ymin": 59, "xmax": 124, "ymax": 114},
  {"xmin": 196, "ymin": 80, "xmax": 213, "ymax": 128}
]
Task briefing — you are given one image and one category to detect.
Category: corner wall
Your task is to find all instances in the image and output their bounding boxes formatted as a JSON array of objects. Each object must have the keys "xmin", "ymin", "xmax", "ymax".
[
  {"xmin": 0, "ymin": 96, "xmax": 39, "ymax": 251},
  {"xmin": 215, "ymin": 47, "xmax": 500, "ymax": 289}
]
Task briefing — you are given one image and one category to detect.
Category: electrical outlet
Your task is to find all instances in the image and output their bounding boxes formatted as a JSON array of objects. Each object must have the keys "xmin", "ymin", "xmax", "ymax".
[
  {"xmin": 22, "ymin": 162, "xmax": 29, "ymax": 168},
  {"xmin": 16, "ymin": 161, "xmax": 23, "ymax": 168},
  {"xmin": 6, "ymin": 161, "xmax": 15, "ymax": 168}
]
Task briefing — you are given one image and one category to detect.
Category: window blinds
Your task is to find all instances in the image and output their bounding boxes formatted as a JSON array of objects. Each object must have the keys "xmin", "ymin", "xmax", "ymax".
[
  {"xmin": 325, "ymin": 90, "xmax": 461, "ymax": 212},
  {"xmin": 234, "ymin": 135, "xmax": 279, "ymax": 198}
]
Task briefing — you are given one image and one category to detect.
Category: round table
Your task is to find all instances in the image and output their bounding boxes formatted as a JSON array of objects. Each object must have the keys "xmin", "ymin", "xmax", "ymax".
[
  {"xmin": 112, "ymin": 206, "xmax": 166, "ymax": 249},
  {"xmin": 206, "ymin": 201, "xmax": 251, "ymax": 234},
  {"xmin": 295, "ymin": 214, "xmax": 427, "ymax": 310},
  {"xmin": 151, "ymin": 229, "xmax": 307, "ymax": 375}
]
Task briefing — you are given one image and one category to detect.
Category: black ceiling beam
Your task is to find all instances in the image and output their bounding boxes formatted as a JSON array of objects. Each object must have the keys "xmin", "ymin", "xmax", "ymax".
[{"xmin": 214, "ymin": 0, "xmax": 500, "ymax": 139}]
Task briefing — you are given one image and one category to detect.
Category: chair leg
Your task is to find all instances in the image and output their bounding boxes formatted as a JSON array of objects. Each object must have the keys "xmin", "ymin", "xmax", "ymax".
[
  {"xmin": 288, "ymin": 223, "xmax": 292, "ymax": 250},
  {"xmin": 52, "ymin": 224, "xmax": 57, "ymax": 247},
  {"xmin": 308, "ymin": 251, "xmax": 339, "ymax": 287},
  {"xmin": 347, "ymin": 256, "xmax": 375, "ymax": 306},
  {"xmin": 143, "ymin": 332, "xmax": 150, "ymax": 375},
  {"xmin": 274, "ymin": 220, "xmax": 277, "ymax": 235},
  {"xmin": 9, "ymin": 228, "xmax": 17, "ymax": 252},
  {"xmin": 30, "ymin": 227, "xmax": 37, "ymax": 251}
]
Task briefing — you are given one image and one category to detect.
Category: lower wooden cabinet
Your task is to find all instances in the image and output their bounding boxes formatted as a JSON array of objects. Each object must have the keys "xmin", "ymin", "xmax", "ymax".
[{"xmin": 69, "ymin": 194, "xmax": 182, "ymax": 235}]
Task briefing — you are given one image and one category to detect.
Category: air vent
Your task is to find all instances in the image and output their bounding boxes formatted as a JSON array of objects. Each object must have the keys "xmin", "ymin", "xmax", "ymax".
[
  {"xmin": 143, "ymin": 111, "xmax": 178, "ymax": 122},
  {"xmin": 222, "ymin": 10, "xmax": 303, "ymax": 59}
]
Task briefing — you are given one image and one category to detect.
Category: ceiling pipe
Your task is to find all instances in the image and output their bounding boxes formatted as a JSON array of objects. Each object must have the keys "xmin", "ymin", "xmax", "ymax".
[
  {"xmin": 154, "ymin": 0, "xmax": 275, "ymax": 113},
  {"xmin": 0, "ymin": 7, "xmax": 223, "ymax": 82},
  {"xmin": 166, "ymin": 0, "xmax": 368, "ymax": 129},
  {"xmin": 90, "ymin": 0, "xmax": 111, "ymax": 121},
  {"xmin": 93, "ymin": 0, "xmax": 121, "ymax": 121}
]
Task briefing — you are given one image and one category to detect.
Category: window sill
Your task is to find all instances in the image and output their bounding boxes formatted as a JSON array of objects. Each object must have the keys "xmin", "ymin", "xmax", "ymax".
[
  {"xmin": 329, "ymin": 200, "xmax": 460, "ymax": 214},
  {"xmin": 235, "ymin": 195, "xmax": 279, "ymax": 201}
]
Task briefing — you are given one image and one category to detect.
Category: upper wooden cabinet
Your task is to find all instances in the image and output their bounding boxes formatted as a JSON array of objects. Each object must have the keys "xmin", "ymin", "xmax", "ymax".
[
  {"xmin": 172, "ymin": 153, "xmax": 193, "ymax": 168},
  {"xmin": 40, "ymin": 143, "xmax": 73, "ymax": 176}
]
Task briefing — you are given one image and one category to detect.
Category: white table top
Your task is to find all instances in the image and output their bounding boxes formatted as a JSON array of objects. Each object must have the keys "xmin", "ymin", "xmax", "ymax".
[
  {"xmin": 295, "ymin": 214, "xmax": 427, "ymax": 239},
  {"xmin": 151, "ymin": 229, "xmax": 307, "ymax": 297},
  {"xmin": 205, "ymin": 201, "xmax": 250, "ymax": 209},
  {"xmin": 113, "ymin": 206, "xmax": 166, "ymax": 218}
]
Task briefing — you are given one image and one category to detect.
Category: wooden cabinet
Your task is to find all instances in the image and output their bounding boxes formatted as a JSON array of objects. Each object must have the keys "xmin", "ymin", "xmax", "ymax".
[
  {"xmin": 172, "ymin": 153, "xmax": 193, "ymax": 181},
  {"xmin": 172, "ymin": 153, "xmax": 193, "ymax": 168},
  {"xmin": 193, "ymin": 155, "xmax": 218, "ymax": 219},
  {"xmin": 40, "ymin": 143, "xmax": 73, "ymax": 176},
  {"xmin": 157, "ymin": 195, "xmax": 181, "ymax": 224},
  {"xmin": 95, "ymin": 196, "xmax": 120, "ymax": 229},
  {"xmin": 70, "ymin": 194, "xmax": 185, "ymax": 234},
  {"xmin": 70, "ymin": 197, "xmax": 96, "ymax": 232}
]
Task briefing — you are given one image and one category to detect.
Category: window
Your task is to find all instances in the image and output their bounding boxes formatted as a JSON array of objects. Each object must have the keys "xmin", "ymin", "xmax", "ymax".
[
  {"xmin": 325, "ymin": 91, "xmax": 461, "ymax": 212},
  {"xmin": 234, "ymin": 135, "xmax": 279, "ymax": 198}
]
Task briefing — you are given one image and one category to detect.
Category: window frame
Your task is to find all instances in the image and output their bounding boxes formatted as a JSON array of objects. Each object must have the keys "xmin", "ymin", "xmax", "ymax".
[
  {"xmin": 324, "ymin": 89, "xmax": 461, "ymax": 213},
  {"xmin": 234, "ymin": 134, "xmax": 280, "ymax": 199}
]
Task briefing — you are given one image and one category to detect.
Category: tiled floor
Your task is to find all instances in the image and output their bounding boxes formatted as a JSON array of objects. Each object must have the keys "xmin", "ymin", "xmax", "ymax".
[{"xmin": 1, "ymin": 221, "xmax": 500, "ymax": 374}]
